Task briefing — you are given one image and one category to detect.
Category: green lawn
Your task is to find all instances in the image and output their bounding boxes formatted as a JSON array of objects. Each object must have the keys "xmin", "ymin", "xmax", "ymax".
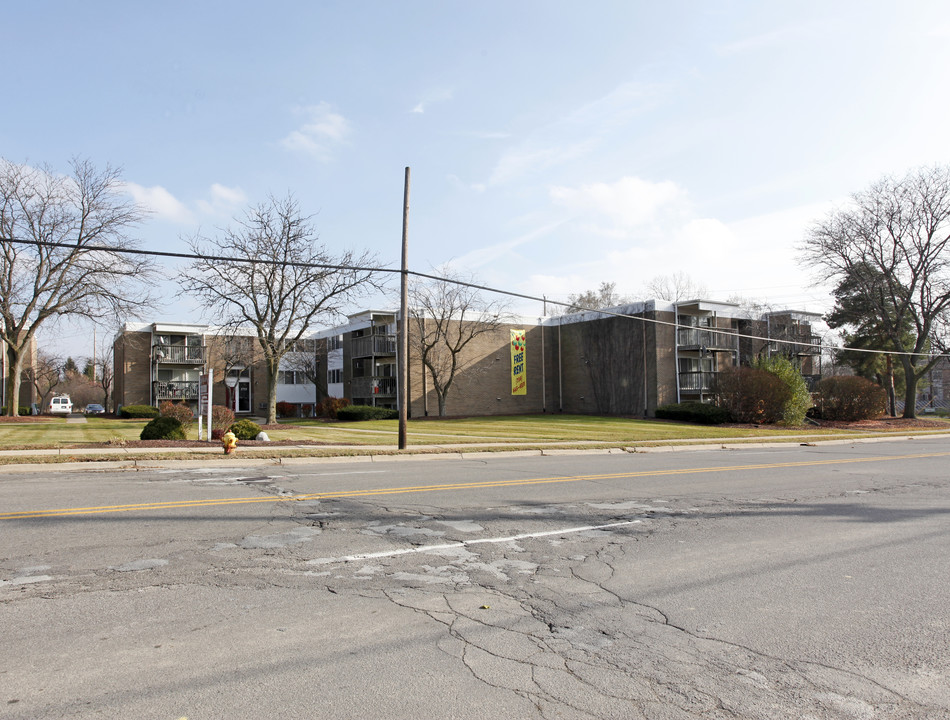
[{"xmin": 2, "ymin": 413, "xmax": 946, "ymax": 451}]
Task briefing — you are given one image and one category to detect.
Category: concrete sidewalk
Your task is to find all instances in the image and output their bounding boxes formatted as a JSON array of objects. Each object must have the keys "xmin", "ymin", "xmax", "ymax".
[{"xmin": 2, "ymin": 430, "xmax": 949, "ymax": 474}]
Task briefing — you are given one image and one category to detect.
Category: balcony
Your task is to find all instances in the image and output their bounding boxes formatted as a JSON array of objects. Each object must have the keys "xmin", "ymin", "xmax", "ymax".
[
  {"xmin": 153, "ymin": 380, "xmax": 200, "ymax": 401},
  {"xmin": 678, "ymin": 371, "xmax": 718, "ymax": 393},
  {"xmin": 351, "ymin": 376, "xmax": 397, "ymax": 398},
  {"xmin": 153, "ymin": 345, "xmax": 206, "ymax": 364},
  {"xmin": 676, "ymin": 328, "xmax": 738, "ymax": 351},
  {"xmin": 351, "ymin": 335, "xmax": 396, "ymax": 358}
]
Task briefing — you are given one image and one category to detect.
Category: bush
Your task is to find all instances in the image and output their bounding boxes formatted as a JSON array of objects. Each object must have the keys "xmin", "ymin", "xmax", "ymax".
[
  {"xmin": 120, "ymin": 404, "xmax": 160, "ymax": 419},
  {"xmin": 229, "ymin": 418, "xmax": 262, "ymax": 440},
  {"xmin": 655, "ymin": 401, "xmax": 731, "ymax": 425},
  {"xmin": 817, "ymin": 376, "xmax": 887, "ymax": 421},
  {"xmin": 2, "ymin": 406, "xmax": 32, "ymax": 416},
  {"xmin": 752, "ymin": 355, "xmax": 812, "ymax": 426},
  {"xmin": 159, "ymin": 400, "xmax": 194, "ymax": 425},
  {"xmin": 714, "ymin": 367, "xmax": 792, "ymax": 424},
  {"xmin": 140, "ymin": 416, "xmax": 186, "ymax": 440},
  {"xmin": 211, "ymin": 405, "xmax": 235, "ymax": 431},
  {"xmin": 336, "ymin": 404, "xmax": 398, "ymax": 421},
  {"xmin": 276, "ymin": 401, "xmax": 296, "ymax": 418},
  {"xmin": 315, "ymin": 397, "xmax": 350, "ymax": 419},
  {"xmin": 211, "ymin": 427, "xmax": 225, "ymax": 441}
]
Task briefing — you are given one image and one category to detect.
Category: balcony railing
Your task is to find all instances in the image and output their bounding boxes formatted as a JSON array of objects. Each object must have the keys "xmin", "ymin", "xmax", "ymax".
[
  {"xmin": 351, "ymin": 335, "xmax": 397, "ymax": 358},
  {"xmin": 678, "ymin": 371, "xmax": 718, "ymax": 393},
  {"xmin": 676, "ymin": 328, "xmax": 738, "ymax": 350},
  {"xmin": 351, "ymin": 376, "xmax": 397, "ymax": 398},
  {"xmin": 153, "ymin": 345, "xmax": 206, "ymax": 364},
  {"xmin": 153, "ymin": 380, "xmax": 200, "ymax": 401}
]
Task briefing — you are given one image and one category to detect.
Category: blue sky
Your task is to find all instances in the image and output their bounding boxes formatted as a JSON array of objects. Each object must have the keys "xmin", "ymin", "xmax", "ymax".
[{"xmin": 5, "ymin": 1, "xmax": 950, "ymax": 361}]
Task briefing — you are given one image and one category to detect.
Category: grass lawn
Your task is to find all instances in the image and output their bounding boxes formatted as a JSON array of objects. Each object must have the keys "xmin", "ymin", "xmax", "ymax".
[{"xmin": 0, "ymin": 414, "xmax": 947, "ymax": 452}]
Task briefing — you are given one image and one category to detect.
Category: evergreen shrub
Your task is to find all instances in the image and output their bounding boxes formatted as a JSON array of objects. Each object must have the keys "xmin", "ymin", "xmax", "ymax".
[
  {"xmin": 120, "ymin": 404, "xmax": 160, "ymax": 419},
  {"xmin": 140, "ymin": 416, "xmax": 186, "ymax": 440},
  {"xmin": 229, "ymin": 418, "xmax": 262, "ymax": 440},
  {"xmin": 654, "ymin": 401, "xmax": 731, "ymax": 425},
  {"xmin": 335, "ymin": 405, "xmax": 398, "ymax": 421}
]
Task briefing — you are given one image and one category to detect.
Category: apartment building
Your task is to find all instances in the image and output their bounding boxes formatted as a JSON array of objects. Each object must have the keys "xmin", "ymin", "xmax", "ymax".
[
  {"xmin": 112, "ymin": 300, "xmax": 825, "ymax": 419},
  {"xmin": 112, "ymin": 323, "xmax": 317, "ymax": 416},
  {"xmin": 309, "ymin": 299, "xmax": 823, "ymax": 418}
]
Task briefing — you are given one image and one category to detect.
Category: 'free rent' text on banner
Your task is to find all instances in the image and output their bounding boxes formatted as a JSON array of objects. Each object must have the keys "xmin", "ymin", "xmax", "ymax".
[{"xmin": 511, "ymin": 329, "xmax": 526, "ymax": 395}]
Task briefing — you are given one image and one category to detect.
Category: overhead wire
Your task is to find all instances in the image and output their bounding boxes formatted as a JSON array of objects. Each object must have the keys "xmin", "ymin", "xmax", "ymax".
[{"xmin": 2, "ymin": 236, "xmax": 948, "ymax": 360}]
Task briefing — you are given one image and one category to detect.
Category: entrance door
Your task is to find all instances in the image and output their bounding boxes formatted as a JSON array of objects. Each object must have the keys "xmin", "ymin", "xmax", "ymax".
[{"xmin": 237, "ymin": 378, "xmax": 251, "ymax": 413}]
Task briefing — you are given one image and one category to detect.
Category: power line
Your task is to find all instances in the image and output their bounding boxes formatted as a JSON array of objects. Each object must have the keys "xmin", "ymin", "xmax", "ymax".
[{"xmin": 3, "ymin": 236, "xmax": 948, "ymax": 360}]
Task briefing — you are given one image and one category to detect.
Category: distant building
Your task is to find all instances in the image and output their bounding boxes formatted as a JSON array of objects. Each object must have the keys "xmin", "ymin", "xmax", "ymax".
[
  {"xmin": 113, "ymin": 323, "xmax": 319, "ymax": 416},
  {"xmin": 111, "ymin": 301, "xmax": 827, "ymax": 419}
]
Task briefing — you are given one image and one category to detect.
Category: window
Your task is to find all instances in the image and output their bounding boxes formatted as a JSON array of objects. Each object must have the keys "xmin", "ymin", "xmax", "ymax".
[
  {"xmin": 327, "ymin": 335, "xmax": 342, "ymax": 351},
  {"xmin": 278, "ymin": 370, "xmax": 301, "ymax": 385},
  {"xmin": 328, "ymin": 368, "xmax": 343, "ymax": 384}
]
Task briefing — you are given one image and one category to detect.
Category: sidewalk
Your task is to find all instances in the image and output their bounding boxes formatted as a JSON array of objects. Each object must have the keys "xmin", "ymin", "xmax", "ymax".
[{"xmin": 2, "ymin": 430, "xmax": 949, "ymax": 474}]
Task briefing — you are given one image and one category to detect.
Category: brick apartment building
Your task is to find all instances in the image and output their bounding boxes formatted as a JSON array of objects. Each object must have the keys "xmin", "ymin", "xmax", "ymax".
[
  {"xmin": 111, "ymin": 301, "xmax": 824, "ymax": 419},
  {"xmin": 113, "ymin": 323, "xmax": 318, "ymax": 416},
  {"xmin": 312, "ymin": 301, "xmax": 823, "ymax": 418}
]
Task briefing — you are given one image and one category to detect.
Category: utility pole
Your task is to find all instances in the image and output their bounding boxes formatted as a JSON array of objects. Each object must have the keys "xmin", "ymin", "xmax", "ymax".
[{"xmin": 398, "ymin": 167, "xmax": 410, "ymax": 450}]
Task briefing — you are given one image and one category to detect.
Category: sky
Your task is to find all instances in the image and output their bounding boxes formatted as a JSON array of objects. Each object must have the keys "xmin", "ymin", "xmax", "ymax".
[{"xmin": 5, "ymin": 1, "xmax": 950, "ymax": 362}]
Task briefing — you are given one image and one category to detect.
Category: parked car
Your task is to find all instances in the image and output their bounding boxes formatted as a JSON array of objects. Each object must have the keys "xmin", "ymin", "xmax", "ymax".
[
  {"xmin": 84, "ymin": 403, "xmax": 106, "ymax": 415},
  {"xmin": 48, "ymin": 395, "xmax": 73, "ymax": 415}
]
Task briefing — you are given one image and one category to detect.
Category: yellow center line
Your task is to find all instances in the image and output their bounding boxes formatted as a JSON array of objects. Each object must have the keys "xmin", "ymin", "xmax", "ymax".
[{"xmin": 2, "ymin": 450, "xmax": 948, "ymax": 520}]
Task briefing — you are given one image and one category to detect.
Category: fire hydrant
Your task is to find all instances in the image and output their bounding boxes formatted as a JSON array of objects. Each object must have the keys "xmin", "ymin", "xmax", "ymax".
[{"xmin": 222, "ymin": 430, "xmax": 238, "ymax": 455}]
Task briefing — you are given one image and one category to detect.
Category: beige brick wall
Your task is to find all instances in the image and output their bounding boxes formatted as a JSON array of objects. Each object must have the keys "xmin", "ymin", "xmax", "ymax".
[
  {"xmin": 113, "ymin": 331, "xmax": 153, "ymax": 407},
  {"xmin": 407, "ymin": 322, "xmax": 546, "ymax": 417}
]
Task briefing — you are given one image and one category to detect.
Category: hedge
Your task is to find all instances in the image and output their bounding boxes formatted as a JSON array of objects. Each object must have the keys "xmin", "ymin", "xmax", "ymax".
[
  {"xmin": 140, "ymin": 416, "xmax": 186, "ymax": 440},
  {"xmin": 714, "ymin": 367, "xmax": 791, "ymax": 424},
  {"xmin": 655, "ymin": 401, "xmax": 731, "ymax": 425},
  {"xmin": 816, "ymin": 376, "xmax": 887, "ymax": 421},
  {"xmin": 335, "ymin": 405, "xmax": 398, "ymax": 421},
  {"xmin": 120, "ymin": 404, "xmax": 160, "ymax": 419},
  {"xmin": 229, "ymin": 418, "xmax": 262, "ymax": 440}
]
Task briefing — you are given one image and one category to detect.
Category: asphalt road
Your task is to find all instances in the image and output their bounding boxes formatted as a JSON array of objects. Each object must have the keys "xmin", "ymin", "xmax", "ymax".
[{"xmin": 2, "ymin": 439, "xmax": 949, "ymax": 719}]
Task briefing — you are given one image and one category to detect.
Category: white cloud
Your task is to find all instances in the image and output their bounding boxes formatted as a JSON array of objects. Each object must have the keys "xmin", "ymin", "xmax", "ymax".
[
  {"xmin": 488, "ymin": 82, "xmax": 665, "ymax": 186},
  {"xmin": 411, "ymin": 88, "xmax": 453, "ymax": 114},
  {"xmin": 123, "ymin": 182, "xmax": 194, "ymax": 224},
  {"xmin": 550, "ymin": 176, "xmax": 686, "ymax": 229},
  {"xmin": 281, "ymin": 103, "xmax": 350, "ymax": 160},
  {"xmin": 449, "ymin": 220, "xmax": 565, "ymax": 271},
  {"xmin": 714, "ymin": 24, "xmax": 818, "ymax": 56},
  {"xmin": 197, "ymin": 183, "xmax": 248, "ymax": 216}
]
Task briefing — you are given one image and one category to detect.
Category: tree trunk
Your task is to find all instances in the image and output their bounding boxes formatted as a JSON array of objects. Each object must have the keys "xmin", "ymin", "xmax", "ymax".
[
  {"xmin": 437, "ymin": 392, "xmax": 447, "ymax": 416},
  {"xmin": 266, "ymin": 363, "xmax": 278, "ymax": 425},
  {"xmin": 902, "ymin": 373, "xmax": 918, "ymax": 419},
  {"xmin": 884, "ymin": 355, "xmax": 896, "ymax": 417},
  {"xmin": 4, "ymin": 344, "xmax": 23, "ymax": 417}
]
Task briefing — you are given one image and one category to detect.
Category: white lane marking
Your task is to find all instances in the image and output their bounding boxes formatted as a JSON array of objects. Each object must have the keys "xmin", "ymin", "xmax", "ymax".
[{"xmin": 307, "ymin": 519, "xmax": 643, "ymax": 565}]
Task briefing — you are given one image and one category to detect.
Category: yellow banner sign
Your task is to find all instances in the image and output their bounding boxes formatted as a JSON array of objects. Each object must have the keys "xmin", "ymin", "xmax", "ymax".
[{"xmin": 510, "ymin": 329, "xmax": 526, "ymax": 395}]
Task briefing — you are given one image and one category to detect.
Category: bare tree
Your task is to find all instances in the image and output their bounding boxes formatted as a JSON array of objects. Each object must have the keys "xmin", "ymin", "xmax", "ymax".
[
  {"xmin": 410, "ymin": 268, "xmax": 508, "ymax": 416},
  {"xmin": 26, "ymin": 350, "xmax": 63, "ymax": 411},
  {"xmin": 645, "ymin": 272, "xmax": 708, "ymax": 302},
  {"xmin": 181, "ymin": 195, "xmax": 380, "ymax": 424},
  {"xmin": 98, "ymin": 353, "xmax": 114, "ymax": 412},
  {"xmin": 287, "ymin": 339, "xmax": 327, "ymax": 414},
  {"xmin": 0, "ymin": 158, "xmax": 156, "ymax": 416},
  {"xmin": 802, "ymin": 165, "xmax": 950, "ymax": 418},
  {"xmin": 562, "ymin": 281, "xmax": 628, "ymax": 314}
]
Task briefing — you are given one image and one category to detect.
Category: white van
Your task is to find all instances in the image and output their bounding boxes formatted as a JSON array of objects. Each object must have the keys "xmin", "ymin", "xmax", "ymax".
[{"xmin": 49, "ymin": 396, "xmax": 73, "ymax": 415}]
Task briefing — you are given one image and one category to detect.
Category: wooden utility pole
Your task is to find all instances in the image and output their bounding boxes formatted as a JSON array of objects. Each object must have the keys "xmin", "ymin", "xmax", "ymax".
[{"xmin": 398, "ymin": 167, "xmax": 410, "ymax": 450}]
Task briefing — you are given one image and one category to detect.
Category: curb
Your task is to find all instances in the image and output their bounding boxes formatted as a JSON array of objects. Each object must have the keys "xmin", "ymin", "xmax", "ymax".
[{"xmin": 0, "ymin": 432, "xmax": 948, "ymax": 474}]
